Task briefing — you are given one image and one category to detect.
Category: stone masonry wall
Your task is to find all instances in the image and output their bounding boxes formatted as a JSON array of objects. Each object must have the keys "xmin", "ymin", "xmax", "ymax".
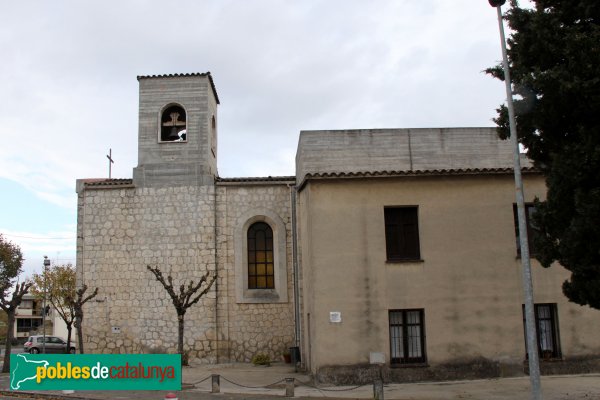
[
  {"xmin": 216, "ymin": 183, "xmax": 296, "ymax": 362},
  {"xmin": 78, "ymin": 185, "xmax": 218, "ymax": 362},
  {"xmin": 77, "ymin": 181, "xmax": 296, "ymax": 363}
]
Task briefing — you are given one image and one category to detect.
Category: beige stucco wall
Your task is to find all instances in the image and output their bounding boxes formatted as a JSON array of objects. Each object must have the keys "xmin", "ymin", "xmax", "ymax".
[{"xmin": 298, "ymin": 173, "xmax": 600, "ymax": 374}]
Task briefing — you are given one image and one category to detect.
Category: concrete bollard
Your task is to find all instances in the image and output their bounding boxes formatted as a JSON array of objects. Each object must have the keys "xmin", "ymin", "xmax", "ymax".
[
  {"xmin": 211, "ymin": 374, "xmax": 220, "ymax": 393},
  {"xmin": 164, "ymin": 393, "xmax": 178, "ymax": 400},
  {"xmin": 285, "ymin": 377, "xmax": 295, "ymax": 397},
  {"xmin": 373, "ymin": 379, "xmax": 384, "ymax": 400}
]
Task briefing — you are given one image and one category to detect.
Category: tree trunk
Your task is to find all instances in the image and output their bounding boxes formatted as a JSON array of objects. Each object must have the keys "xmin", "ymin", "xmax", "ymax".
[
  {"xmin": 2, "ymin": 311, "xmax": 16, "ymax": 373},
  {"xmin": 178, "ymin": 313, "xmax": 186, "ymax": 365},
  {"xmin": 75, "ymin": 307, "xmax": 84, "ymax": 354},
  {"xmin": 65, "ymin": 323, "xmax": 73, "ymax": 354},
  {"xmin": 75, "ymin": 321, "xmax": 84, "ymax": 354}
]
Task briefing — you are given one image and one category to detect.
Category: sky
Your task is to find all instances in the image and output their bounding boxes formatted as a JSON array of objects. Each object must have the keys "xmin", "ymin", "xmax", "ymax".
[{"xmin": 0, "ymin": 0, "xmax": 513, "ymax": 278}]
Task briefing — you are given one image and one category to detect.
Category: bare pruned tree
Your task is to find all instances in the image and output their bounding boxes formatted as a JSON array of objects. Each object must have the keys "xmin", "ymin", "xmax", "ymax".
[
  {"xmin": 147, "ymin": 265, "xmax": 216, "ymax": 365},
  {"xmin": 67, "ymin": 284, "xmax": 99, "ymax": 354},
  {"xmin": 1, "ymin": 282, "xmax": 32, "ymax": 372}
]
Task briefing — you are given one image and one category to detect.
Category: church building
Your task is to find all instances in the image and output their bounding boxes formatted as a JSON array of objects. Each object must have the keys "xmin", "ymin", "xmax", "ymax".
[{"xmin": 76, "ymin": 72, "xmax": 600, "ymax": 382}]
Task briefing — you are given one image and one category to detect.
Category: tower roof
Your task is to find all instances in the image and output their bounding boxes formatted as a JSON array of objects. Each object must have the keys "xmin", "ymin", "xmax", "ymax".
[{"xmin": 136, "ymin": 72, "xmax": 220, "ymax": 104}]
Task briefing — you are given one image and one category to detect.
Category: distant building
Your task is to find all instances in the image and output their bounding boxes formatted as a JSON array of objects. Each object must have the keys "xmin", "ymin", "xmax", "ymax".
[
  {"xmin": 14, "ymin": 294, "xmax": 68, "ymax": 341},
  {"xmin": 76, "ymin": 73, "xmax": 600, "ymax": 382}
]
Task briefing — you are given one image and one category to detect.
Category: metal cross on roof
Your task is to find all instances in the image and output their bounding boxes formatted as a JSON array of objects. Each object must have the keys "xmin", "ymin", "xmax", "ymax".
[{"xmin": 106, "ymin": 148, "xmax": 114, "ymax": 179}]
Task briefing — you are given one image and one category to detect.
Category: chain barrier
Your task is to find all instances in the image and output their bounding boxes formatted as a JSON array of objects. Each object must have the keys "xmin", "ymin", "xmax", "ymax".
[
  {"xmin": 218, "ymin": 375, "xmax": 287, "ymax": 389},
  {"xmin": 295, "ymin": 380, "xmax": 368, "ymax": 392},
  {"xmin": 189, "ymin": 375, "xmax": 212, "ymax": 385},
  {"xmin": 191, "ymin": 374, "xmax": 368, "ymax": 392}
]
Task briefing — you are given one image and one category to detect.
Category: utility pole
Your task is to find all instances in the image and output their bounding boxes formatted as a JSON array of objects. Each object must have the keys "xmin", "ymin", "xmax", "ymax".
[
  {"xmin": 487, "ymin": 1, "xmax": 542, "ymax": 399},
  {"xmin": 42, "ymin": 256, "xmax": 50, "ymax": 354}
]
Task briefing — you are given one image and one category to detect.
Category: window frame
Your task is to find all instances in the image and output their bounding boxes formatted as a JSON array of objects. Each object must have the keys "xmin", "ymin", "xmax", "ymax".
[
  {"xmin": 247, "ymin": 221, "xmax": 275, "ymax": 290},
  {"xmin": 20, "ymin": 300, "xmax": 33, "ymax": 309},
  {"xmin": 16, "ymin": 318, "xmax": 41, "ymax": 333},
  {"xmin": 234, "ymin": 210, "xmax": 289, "ymax": 304},
  {"xmin": 384, "ymin": 206, "xmax": 422, "ymax": 262},
  {"xmin": 522, "ymin": 303, "xmax": 562, "ymax": 360},
  {"xmin": 158, "ymin": 103, "xmax": 188, "ymax": 143},
  {"xmin": 513, "ymin": 203, "xmax": 538, "ymax": 258},
  {"xmin": 389, "ymin": 309, "xmax": 427, "ymax": 365}
]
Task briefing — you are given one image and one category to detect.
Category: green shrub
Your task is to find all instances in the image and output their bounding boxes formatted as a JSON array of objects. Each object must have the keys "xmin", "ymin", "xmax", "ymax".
[
  {"xmin": 182, "ymin": 350, "xmax": 190, "ymax": 366},
  {"xmin": 251, "ymin": 353, "xmax": 271, "ymax": 366}
]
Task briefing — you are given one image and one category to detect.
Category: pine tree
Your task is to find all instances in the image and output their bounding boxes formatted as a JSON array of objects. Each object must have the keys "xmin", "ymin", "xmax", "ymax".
[{"xmin": 487, "ymin": 0, "xmax": 600, "ymax": 308}]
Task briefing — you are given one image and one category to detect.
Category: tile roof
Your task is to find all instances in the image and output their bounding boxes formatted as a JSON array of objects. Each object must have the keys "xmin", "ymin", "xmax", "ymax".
[
  {"xmin": 136, "ymin": 72, "xmax": 220, "ymax": 104},
  {"xmin": 80, "ymin": 167, "xmax": 539, "ymax": 191},
  {"xmin": 81, "ymin": 179, "xmax": 134, "ymax": 189},
  {"xmin": 297, "ymin": 166, "xmax": 540, "ymax": 190},
  {"xmin": 216, "ymin": 176, "xmax": 295, "ymax": 185},
  {"xmin": 80, "ymin": 176, "xmax": 296, "ymax": 190}
]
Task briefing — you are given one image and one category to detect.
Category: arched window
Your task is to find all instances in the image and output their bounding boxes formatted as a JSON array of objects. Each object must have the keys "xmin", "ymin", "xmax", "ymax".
[
  {"xmin": 160, "ymin": 104, "xmax": 187, "ymax": 142},
  {"xmin": 247, "ymin": 222, "xmax": 274, "ymax": 289},
  {"xmin": 234, "ymin": 211, "xmax": 288, "ymax": 303}
]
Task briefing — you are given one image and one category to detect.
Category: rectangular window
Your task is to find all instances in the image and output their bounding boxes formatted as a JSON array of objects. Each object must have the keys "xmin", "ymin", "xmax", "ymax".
[
  {"xmin": 523, "ymin": 303, "xmax": 561, "ymax": 360},
  {"xmin": 16, "ymin": 318, "xmax": 41, "ymax": 333},
  {"xmin": 389, "ymin": 309, "xmax": 426, "ymax": 365},
  {"xmin": 384, "ymin": 207, "xmax": 421, "ymax": 261},
  {"xmin": 513, "ymin": 203, "xmax": 538, "ymax": 257},
  {"xmin": 20, "ymin": 300, "xmax": 33, "ymax": 309}
]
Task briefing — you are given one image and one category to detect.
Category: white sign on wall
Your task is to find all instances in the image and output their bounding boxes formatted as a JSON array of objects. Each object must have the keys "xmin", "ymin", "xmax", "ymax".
[
  {"xmin": 370, "ymin": 352, "xmax": 385, "ymax": 365},
  {"xmin": 329, "ymin": 311, "xmax": 342, "ymax": 323}
]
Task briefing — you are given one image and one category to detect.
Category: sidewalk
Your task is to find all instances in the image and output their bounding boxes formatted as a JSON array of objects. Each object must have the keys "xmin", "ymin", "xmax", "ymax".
[
  {"xmin": 1, "ymin": 361, "xmax": 600, "ymax": 399},
  {"xmin": 184, "ymin": 364, "xmax": 600, "ymax": 399}
]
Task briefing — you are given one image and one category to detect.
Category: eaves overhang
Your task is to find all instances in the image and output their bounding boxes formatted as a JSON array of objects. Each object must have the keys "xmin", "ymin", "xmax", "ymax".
[{"xmin": 296, "ymin": 167, "xmax": 540, "ymax": 192}]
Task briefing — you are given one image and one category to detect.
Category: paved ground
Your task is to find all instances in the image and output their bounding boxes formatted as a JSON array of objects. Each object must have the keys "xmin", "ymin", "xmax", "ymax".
[
  {"xmin": 0, "ymin": 347, "xmax": 25, "ymax": 356},
  {"xmin": 1, "ymin": 361, "xmax": 600, "ymax": 399}
]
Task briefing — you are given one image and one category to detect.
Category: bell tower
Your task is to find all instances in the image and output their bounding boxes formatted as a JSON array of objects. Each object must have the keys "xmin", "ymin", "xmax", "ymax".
[{"xmin": 132, "ymin": 72, "xmax": 219, "ymax": 187}]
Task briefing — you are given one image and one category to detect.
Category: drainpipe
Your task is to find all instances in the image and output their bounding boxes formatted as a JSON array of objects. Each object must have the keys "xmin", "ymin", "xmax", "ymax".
[{"xmin": 289, "ymin": 184, "xmax": 301, "ymax": 348}]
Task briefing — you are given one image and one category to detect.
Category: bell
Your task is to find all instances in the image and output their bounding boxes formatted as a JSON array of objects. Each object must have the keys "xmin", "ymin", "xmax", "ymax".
[{"xmin": 168, "ymin": 128, "xmax": 180, "ymax": 140}]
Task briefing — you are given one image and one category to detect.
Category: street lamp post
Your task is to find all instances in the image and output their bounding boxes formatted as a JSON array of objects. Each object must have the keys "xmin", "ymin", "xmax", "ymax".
[
  {"xmin": 42, "ymin": 256, "xmax": 50, "ymax": 354},
  {"xmin": 487, "ymin": 1, "xmax": 542, "ymax": 399}
]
